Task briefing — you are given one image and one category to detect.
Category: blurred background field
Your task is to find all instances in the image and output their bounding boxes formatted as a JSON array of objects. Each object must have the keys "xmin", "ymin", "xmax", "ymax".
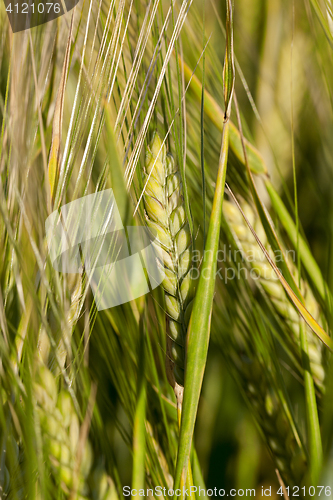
[{"xmin": 1, "ymin": 0, "xmax": 333, "ymax": 498}]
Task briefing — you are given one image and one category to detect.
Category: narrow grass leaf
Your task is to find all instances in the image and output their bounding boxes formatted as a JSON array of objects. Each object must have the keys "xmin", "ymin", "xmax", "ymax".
[
  {"xmin": 48, "ymin": 14, "xmax": 74, "ymax": 208},
  {"xmin": 299, "ymin": 321, "xmax": 323, "ymax": 485},
  {"xmin": 222, "ymin": 0, "xmax": 235, "ymax": 119},
  {"xmin": 0, "ymin": 49, "xmax": 11, "ymax": 166},
  {"xmin": 174, "ymin": 116, "xmax": 230, "ymax": 496},
  {"xmin": 132, "ymin": 312, "xmax": 147, "ymax": 494},
  {"xmin": 265, "ymin": 179, "xmax": 330, "ymax": 303},
  {"xmin": 308, "ymin": 0, "xmax": 333, "ymax": 43},
  {"xmin": 105, "ymin": 104, "xmax": 132, "ymax": 227},
  {"xmin": 179, "ymin": 57, "xmax": 267, "ymax": 175},
  {"xmin": 174, "ymin": 3, "xmax": 235, "ymax": 491},
  {"xmin": 200, "ymin": 0, "xmax": 206, "ymax": 246}
]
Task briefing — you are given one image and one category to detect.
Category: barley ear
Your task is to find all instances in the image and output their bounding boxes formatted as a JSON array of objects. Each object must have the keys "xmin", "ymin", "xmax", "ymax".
[
  {"xmin": 33, "ymin": 363, "xmax": 93, "ymax": 495},
  {"xmin": 143, "ymin": 133, "xmax": 194, "ymax": 397},
  {"xmin": 223, "ymin": 199, "xmax": 325, "ymax": 393}
]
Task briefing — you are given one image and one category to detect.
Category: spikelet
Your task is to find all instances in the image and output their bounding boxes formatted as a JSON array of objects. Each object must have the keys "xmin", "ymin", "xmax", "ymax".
[
  {"xmin": 33, "ymin": 364, "xmax": 93, "ymax": 497},
  {"xmin": 88, "ymin": 463, "xmax": 119, "ymax": 500},
  {"xmin": 223, "ymin": 199, "xmax": 325, "ymax": 392},
  {"xmin": 54, "ymin": 274, "xmax": 83, "ymax": 370},
  {"xmin": 239, "ymin": 356, "xmax": 307, "ymax": 485},
  {"xmin": 38, "ymin": 274, "xmax": 83, "ymax": 371},
  {"xmin": 143, "ymin": 133, "xmax": 194, "ymax": 389}
]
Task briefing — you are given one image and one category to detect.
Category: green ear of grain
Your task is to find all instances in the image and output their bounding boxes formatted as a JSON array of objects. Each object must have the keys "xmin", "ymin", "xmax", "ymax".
[
  {"xmin": 223, "ymin": 198, "xmax": 325, "ymax": 393},
  {"xmin": 227, "ymin": 184, "xmax": 333, "ymax": 351},
  {"xmin": 142, "ymin": 133, "xmax": 194, "ymax": 389},
  {"xmin": 33, "ymin": 363, "xmax": 94, "ymax": 496}
]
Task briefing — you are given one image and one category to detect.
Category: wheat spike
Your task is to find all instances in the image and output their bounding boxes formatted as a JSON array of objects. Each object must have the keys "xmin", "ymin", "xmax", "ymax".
[
  {"xmin": 143, "ymin": 133, "xmax": 194, "ymax": 388},
  {"xmin": 223, "ymin": 199, "xmax": 325, "ymax": 392}
]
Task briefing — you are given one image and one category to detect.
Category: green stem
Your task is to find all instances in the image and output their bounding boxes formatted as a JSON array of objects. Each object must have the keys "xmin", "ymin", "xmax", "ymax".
[
  {"xmin": 300, "ymin": 321, "xmax": 323, "ymax": 485},
  {"xmin": 173, "ymin": 120, "xmax": 230, "ymax": 494},
  {"xmin": 132, "ymin": 315, "xmax": 147, "ymax": 495}
]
